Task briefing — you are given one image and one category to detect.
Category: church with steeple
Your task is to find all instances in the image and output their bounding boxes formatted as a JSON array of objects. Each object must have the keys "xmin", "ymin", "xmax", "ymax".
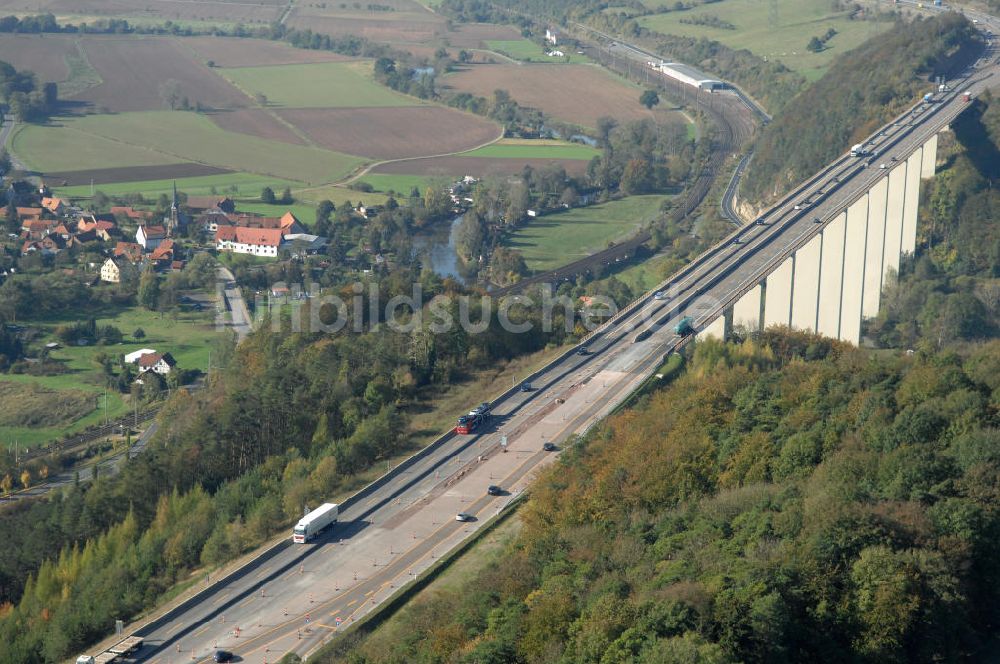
[{"xmin": 165, "ymin": 180, "xmax": 187, "ymax": 236}]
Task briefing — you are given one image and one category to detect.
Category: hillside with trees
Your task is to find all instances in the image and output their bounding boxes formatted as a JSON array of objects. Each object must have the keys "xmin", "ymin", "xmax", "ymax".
[
  {"xmin": 741, "ymin": 12, "xmax": 979, "ymax": 208},
  {"xmin": 326, "ymin": 331, "xmax": 1000, "ymax": 663},
  {"xmin": 0, "ymin": 278, "xmax": 580, "ymax": 662}
]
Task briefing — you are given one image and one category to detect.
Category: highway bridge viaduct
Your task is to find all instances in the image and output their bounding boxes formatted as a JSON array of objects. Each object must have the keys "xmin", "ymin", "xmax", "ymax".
[{"xmin": 700, "ymin": 132, "xmax": 939, "ymax": 345}]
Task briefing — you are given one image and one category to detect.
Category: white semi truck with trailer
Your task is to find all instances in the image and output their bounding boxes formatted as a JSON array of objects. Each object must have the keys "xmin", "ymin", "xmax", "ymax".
[
  {"xmin": 76, "ymin": 635, "xmax": 143, "ymax": 664},
  {"xmin": 293, "ymin": 502, "xmax": 338, "ymax": 543}
]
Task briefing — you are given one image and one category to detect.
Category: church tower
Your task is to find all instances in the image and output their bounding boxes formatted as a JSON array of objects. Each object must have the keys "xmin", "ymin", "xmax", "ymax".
[{"xmin": 168, "ymin": 180, "xmax": 178, "ymax": 236}]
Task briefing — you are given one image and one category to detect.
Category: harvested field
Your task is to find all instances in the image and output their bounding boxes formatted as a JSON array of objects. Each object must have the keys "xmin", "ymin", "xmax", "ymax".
[
  {"xmin": 0, "ymin": 34, "xmax": 76, "ymax": 82},
  {"xmin": 13, "ymin": 121, "xmax": 179, "ymax": 171},
  {"xmin": 69, "ymin": 36, "xmax": 249, "ymax": 112},
  {"xmin": 57, "ymin": 172, "xmax": 301, "ymax": 198},
  {"xmin": 285, "ymin": 11, "xmax": 443, "ymax": 44},
  {"xmin": 446, "ymin": 23, "xmax": 522, "ymax": 48},
  {"xmin": 0, "ymin": 0, "xmax": 283, "ymax": 23},
  {"xmin": 17, "ymin": 111, "xmax": 363, "ymax": 184},
  {"xmin": 220, "ymin": 61, "xmax": 411, "ymax": 108},
  {"xmin": 279, "ymin": 107, "xmax": 500, "ymax": 160},
  {"xmin": 44, "ymin": 163, "xmax": 232, "ymax": 186},
  {"xmin": 182, "ymin": 36, "xmax": 356, "ymax": 68},
  {"xmin": 444, "ymin": 63, "xmax": 685, "ymax": 129},
  {"xmin": 372, "ymin": 155, "xmax": 590, "ymax": 178},
  {"xmin": 208, "ymin": 109, "xmax": 306, "ymax": 145}
]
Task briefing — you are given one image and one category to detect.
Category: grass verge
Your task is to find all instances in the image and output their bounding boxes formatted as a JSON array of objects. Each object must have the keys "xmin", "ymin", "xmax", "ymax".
[{"xmin": 505, "ymin": 195, "xmax": 670, "ymax": 272}]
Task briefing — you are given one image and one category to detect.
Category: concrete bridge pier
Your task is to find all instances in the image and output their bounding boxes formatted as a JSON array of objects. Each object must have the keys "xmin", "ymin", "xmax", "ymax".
[{"xmin": 697, "ymin": 131, "xmax": 940, "ymax": 346}]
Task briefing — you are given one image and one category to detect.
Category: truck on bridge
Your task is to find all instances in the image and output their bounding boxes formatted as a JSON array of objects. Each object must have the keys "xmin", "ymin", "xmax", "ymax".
[{"xmin": 76, "ymin": 635, "xmax": 143, "ymax": 664}]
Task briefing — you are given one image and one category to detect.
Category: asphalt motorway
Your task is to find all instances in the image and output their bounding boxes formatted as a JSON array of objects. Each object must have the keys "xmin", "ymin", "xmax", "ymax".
[
  {"xmin": 134, "ymin": 283, "xmax": 692, "ymax": 662},
  {"xmin": 125, "ymin": 10, "xmax": 1000, "ymax": 663}
]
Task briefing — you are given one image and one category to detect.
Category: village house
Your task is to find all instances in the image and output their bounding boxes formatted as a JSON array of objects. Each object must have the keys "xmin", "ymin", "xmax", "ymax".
[
  {"xmin": 40, "ymin": 197, "xmax": 66, "ymax": 215},
  {"xmin": 124, "ymin": 348, "xmax": 157, "ymax": 364},
  {"xmin": 136, "ymin": 224, "xmax": 167, "ymax": 251},
  {"xmin": 195, "ymin": 209, "xmax": 231, "ymax": 233},
  {"xmin": 149, "ymin": 239, "xmax": 176, "ymax": 267},
  {"xmin": 137, "ymin": 351, "xmax": 176, "ymax": 376},
  {"xmin": 100, "ymin": 256, "xmax": 136, "ymax": 284},
  {"xmin": 77, "ymin": 217, "xmax": 118, "ymax": 241},
  {"xmin": 20, "ymin": 218, "xmax": 56, "ymax": 239},
  {"xmin": 210, "ymin": 210, "xmax": 305, "ymax": 234},
  {"xmin": 283, "ymin": 233, "xmax": 328, "ymax": 256},
  {"xmin": 21, "ymin": 234, "xmax": 66, "ymax": 256},
  {"xmin": 16, "ymin": 206, "xmax": 43, "ymax": 220},
  {"xmin": 185, "ymin": 195, "xmax": 236, "ymax": 213},
  {"xmin": 110, "ymin": 206, "xmax": 153, "ymax": 223},
  {"xmin": 114, "ymin": 241, "xmax": 144, "ymax": 263},
  {"xmin": 215, "ymin": 226, "xmax": 284, "ymax": 257}
]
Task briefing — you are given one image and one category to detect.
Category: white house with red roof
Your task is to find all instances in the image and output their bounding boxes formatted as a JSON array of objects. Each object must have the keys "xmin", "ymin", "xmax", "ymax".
[{"xmin": 215, "ymin": 226, "xmax": 285, "ymax": 257}]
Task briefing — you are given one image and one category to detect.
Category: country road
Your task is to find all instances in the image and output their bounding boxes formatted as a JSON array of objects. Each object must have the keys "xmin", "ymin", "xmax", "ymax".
[{"xmin": 217, "ymin": 266, "xmax": 252, "ymax": 341}]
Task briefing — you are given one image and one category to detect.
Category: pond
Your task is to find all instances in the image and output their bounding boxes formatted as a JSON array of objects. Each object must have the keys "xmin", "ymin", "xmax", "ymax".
[{"xmin": 411, "ymin": 215, "xmax": 476, "ymax": 285}]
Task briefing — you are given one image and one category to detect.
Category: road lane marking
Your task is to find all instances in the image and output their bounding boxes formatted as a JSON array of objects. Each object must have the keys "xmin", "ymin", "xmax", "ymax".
[
  {"xmin": 192, "ymin": 624, "xmax": 210, "ymax": 637},
  {"xmin": 346, "ymin": 599, "xmax": 358, "ymax": 607}
]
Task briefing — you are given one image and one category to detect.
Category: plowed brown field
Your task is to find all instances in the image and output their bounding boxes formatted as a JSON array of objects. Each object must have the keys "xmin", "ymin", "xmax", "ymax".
[
  {"xmin": 446, "ymin": 23, "xmax": 522, "ymax": 48},
  {"xmin": 0, "ymin": 0, "xmax": 283, "ymax": 23},
  {"xmin": 444, "ymin": 64, "xmax": 679, "ymax": 129},
  {"xmin": 44, "ymin": 163, "xmax": 232, "ymax": 186},
  {"xmin": 279, "ymin": 106, "xmax": 500, "ymax": 160},
  {"xmin": 0, "ymin": 34, "xmax": 76, "ymax": 82},
  {"xmin": 183, "ymin": 36, "xmax": 357, "ymax": 68},
  {"xmin": 69, "ymin": 36, "xmax": 249, "ymax": 112},
  {"xmin": 208, "ymin": 109, "xmax": 306, "ymax": 145}
]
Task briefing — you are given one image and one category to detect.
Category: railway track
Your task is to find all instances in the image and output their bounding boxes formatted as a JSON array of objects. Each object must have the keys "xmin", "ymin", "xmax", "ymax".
[
  {"xmin": 11, "ymin": 406, "xmax": 160, "ymax": 466},
  {"xmin": 490, "ymin": 35, "xmax": 758, "ymax": 296}
]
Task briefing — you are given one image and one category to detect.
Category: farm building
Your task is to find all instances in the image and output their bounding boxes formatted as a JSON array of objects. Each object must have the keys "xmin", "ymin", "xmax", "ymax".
[
  {"xmin": 215, "ymin": 226, "xmax": 284, "ymax": 257},
  {"xmin": 651, "ymin": 62, "xmax": 725, "ymax": 91}
]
